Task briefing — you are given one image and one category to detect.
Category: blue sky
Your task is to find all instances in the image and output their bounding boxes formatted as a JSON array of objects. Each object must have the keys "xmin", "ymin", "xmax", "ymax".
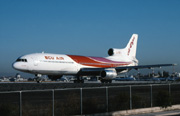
[{"xmin": 0, "ymin": 0, "xmax": 180, "ymax": 77}]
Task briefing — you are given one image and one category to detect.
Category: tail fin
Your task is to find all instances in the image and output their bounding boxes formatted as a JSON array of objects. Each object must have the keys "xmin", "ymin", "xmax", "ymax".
[
  {"xmin": 107, "ymin": 34, "xmax": 138, "ymax": 60},
  {"xmin": 125, "ymin": 34, "xmax": 138, "ymax": 58}
]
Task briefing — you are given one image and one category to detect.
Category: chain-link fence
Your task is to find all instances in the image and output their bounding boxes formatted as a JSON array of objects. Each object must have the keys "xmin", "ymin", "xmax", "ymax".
[{"xmin": 0, "ymin": 83, "xmax": 180, "ymax": 116}]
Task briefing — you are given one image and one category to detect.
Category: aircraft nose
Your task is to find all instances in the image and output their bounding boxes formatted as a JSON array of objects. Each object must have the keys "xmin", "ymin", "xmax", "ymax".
[
  {"xmin": 12, "ymin": 62, "xmax": 29, "ymax": 71},
  {"xmin": 12, "ymin": 62, "xmax": 20, "ymax": 70}
]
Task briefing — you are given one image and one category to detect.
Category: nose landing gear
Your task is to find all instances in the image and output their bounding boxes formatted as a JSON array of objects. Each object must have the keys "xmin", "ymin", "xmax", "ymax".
[{"xmin": 34, "ymin": 74, "xmax": 42, "ymax": 83}]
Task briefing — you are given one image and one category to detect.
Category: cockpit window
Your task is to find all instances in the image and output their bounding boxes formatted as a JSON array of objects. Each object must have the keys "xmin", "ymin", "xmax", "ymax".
[{"xmin": 16, "ymin": 58, "xmax": 27, "ymax": 62}]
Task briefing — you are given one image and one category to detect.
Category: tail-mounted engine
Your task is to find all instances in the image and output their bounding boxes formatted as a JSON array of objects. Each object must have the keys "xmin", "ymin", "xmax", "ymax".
[{"xmin": 108, "ymin": 48, "xmax": 122, "ymax": 56}]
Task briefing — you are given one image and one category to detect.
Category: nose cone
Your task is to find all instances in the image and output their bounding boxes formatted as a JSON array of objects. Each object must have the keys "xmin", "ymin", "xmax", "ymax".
[
  {"xmin": 12, "ymin": 62, "xmax": 20, "ymax": 70},
  {"xmin": 12, "ymin": 62, "xmax": 28, "ymax": 71}
]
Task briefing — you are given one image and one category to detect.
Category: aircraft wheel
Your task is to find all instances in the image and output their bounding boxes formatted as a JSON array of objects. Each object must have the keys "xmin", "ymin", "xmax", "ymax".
[
  {"xmin": 36, "ymin": 78, "xmax": 42, "ymax": 83},
  {"xmin": 34, "ymin": 74, "xmax": 42, "ymax": 83},
  {"xmin": 108, "ymin": 80, "xmax": 112, "ymax": 83},
  {"xmin": 74, "ymin": 80, "xmax": 78, "ymax": 83},
  {"xmin": 74, "ymin": 79, "xmax": 84, "ymax": 83},
  {"xmin": 101, "ymin": 79, "xmax": 112, "ymax": 83},
  {"xmin": 37, "ymin": 80, "xmax": 42, "ymax": 83},
  {"xmin": 80, "ymin": 79, "xmax": 84, "ymax": 83},
  {"xmin": 100, "ymin": 79, "xmax": 105, "ymax": 83}
]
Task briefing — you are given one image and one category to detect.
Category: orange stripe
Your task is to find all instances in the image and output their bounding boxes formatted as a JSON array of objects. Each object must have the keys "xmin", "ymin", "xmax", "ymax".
[{"xmin": 68, "ymin": 55, "xmax": 131, "ymax": 68}]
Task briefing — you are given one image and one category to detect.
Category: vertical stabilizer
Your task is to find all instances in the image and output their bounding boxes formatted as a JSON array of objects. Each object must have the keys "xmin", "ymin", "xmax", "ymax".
[
  {"xmin": 125, "ymin": 34, "xmax": 138, "ymax": 59},
  {"xmin": 107, "ymin": 34, "xmax": 138, "ymax": 62}
]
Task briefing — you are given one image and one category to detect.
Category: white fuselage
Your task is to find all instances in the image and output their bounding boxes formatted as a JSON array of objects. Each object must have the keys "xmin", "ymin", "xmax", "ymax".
[
  {"xmin": 12, "ymin": 53, "xmax": 136, "ymax": 76},
  {"xmin": 12, "ymin": 34, "xmax": 139, "ymax": 77}
]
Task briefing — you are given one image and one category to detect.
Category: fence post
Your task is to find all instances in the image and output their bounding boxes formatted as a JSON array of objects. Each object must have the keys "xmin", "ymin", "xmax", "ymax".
[
  {"xmin": 169, "ymin": 84, "xmax": 171, "ymax": 105},
  {"xmin": 130, "ymin": 85, "xmax": 132, "ymax": 110},
  {"xmin": 150, "ymin": 85, "xmax": 152, "ymax": 107},
  {"xmin": 80, "ymin": 88, "xmax": 83, "ymax": 115},
  {"xmin": 106, "ymin": 87, "xmax": 108, "ymax": 112},
  {"xmin": 169, "ymin": 84, "xmax": 171, "ymax": 96},
  {"xmin": 19, "ymin": 91, "xmax": 22, "ymax": 116},
  {"xmin": 52, "ymin": 89, "xmax": 54, "ymax": 116}
]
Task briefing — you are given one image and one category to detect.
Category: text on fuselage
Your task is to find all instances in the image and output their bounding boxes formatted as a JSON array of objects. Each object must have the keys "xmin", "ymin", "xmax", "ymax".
[{"xmin": 44, "ymin": 56, "xmax": 64, "ymax": 60}]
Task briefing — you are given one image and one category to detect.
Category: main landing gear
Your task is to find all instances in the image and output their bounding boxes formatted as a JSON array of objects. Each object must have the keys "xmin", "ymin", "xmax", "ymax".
[
  {"xmin": 73, "ymin": 76, "xmax": 84, "ymax": 83},
  {"xmin": 100, "ymin": 79, "xmax": 112, "ymax": 83}
]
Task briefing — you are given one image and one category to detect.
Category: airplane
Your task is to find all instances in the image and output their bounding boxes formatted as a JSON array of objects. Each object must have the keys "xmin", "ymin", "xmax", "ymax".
[{"xmin": 12, "ymin": 34, "xmax": 176, "ymax": 83}]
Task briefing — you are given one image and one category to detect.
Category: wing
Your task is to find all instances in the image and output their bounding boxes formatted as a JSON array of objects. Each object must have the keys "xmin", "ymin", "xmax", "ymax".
[
  {"xmin": 115, "ymin": 64, "xmax": 177, "ymax": 71},
  {"xmin": 79, "ymin": 64, "xmax": 177, "ymax": 76}
]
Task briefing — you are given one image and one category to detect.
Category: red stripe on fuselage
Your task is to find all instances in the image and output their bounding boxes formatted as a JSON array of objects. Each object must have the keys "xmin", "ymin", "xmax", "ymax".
[{"xmin": 67, "ymin": 55, "xmax": 131, "ymax": 68}]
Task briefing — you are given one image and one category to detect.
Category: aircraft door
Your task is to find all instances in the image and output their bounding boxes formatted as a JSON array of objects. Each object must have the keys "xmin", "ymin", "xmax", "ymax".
[
  {"xmin": 73, "ymin": 59, "xmax": 79, "ymax": 72},
  {"xmin": 32, "ymin": 57, "xmax": 38, "ymax": 66}
]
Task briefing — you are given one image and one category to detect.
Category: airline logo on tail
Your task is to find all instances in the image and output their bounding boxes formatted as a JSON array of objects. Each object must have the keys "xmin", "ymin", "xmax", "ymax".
[{"xmin": 127, "ymin": 37, "xmax": 135, "ymax": 56}]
